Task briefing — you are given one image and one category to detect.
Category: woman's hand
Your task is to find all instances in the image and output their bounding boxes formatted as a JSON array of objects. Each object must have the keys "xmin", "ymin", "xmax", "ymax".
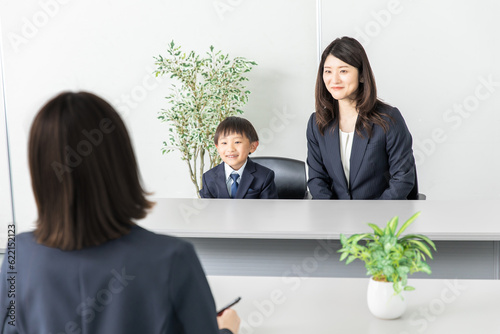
[{"xmin": 217, "ymin": 308, "xmax": 240, "ymax": 334}]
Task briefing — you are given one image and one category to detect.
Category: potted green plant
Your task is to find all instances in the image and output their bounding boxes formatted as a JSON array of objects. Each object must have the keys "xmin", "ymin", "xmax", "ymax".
[
  {"xmin": 338, "ymin": 211, "xmax": 436, "ymax": 319},
  {"xmin": 154, "ymin": 41, "xmax": 257, "ymax": 196}
]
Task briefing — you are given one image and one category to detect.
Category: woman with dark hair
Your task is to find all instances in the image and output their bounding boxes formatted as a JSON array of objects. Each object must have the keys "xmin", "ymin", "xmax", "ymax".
[
  {"xmin": 0, "ymin": 92, "xmax": 240, "ymax": 333},
  {"xmin": 307, "ymin": 36, "xmax": 417, "ymax": 199}
]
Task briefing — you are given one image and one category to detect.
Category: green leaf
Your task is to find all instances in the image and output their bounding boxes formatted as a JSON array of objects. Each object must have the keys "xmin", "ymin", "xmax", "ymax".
[
  {"xmin": 408, "ymin": 240, "xmax": 433, "ymax": 259},
  {"xmin": 418, "ymin": 262, "xmax": 432, "ymax": 275},
  {"xmin": 349, "ymin": 233, "xmax": 371, "ymax": 245},
  {"xmin": 393, "ymin": 281, "xmax": 403, "ymax": 295},
  {"xmin": 401, "ymin": 234, "xmax": 437, "ymax": 251},
  {"xmin": 397, "ymin": 266, "xmax": 410, "ymax": 276},
  {"xmin": 339, "ymin": 234, "xmax": 347, "ymax": 246},
  {"xmin": 385, "ymin": 216, "xmax": 398, "ymax": 236},
  {"xmin": 339, "ymin": 252, "xmax": 349, "ymax": 262},
  {"xmin": 401, "ymin": 275, "xmax": 408, "ymax": 287},
  {"xmin": 367, "ymin": 223, "xmax": 384, "ymax": 236},
  {"xmin": 396, "ymin": 211, "xmax": 421, "ymax": 237},
  {"xmin": 404, "ymin": 249, "xmax": 416, "ymax": 258},
  {"xmin": 382, "ymin": 266, "xmax": 394, "ymax": 278},
  {"xmin": 384, "ymin": 242, "xmax": 393, "ymax": 254},
  {"xmin": 346, "ymin": 255, "xmax": 357, "ymax": 265},
  {"xmin": 404, "ymin": 286, "xmax": 415, "ymax": 291}
]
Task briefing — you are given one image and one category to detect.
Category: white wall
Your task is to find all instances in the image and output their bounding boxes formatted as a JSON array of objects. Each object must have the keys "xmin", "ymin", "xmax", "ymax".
[
  {"xmin": 0, "ymin": 0, "xmax": 316, "ymax": 233},
  {"xmin": 0, "ymin": 0, "xmax": 499, "ymax": 235}
]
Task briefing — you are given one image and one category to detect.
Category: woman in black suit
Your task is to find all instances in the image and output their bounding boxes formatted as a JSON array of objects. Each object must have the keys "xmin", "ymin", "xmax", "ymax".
[
  {"xmin": 0, "ymin": 92, "xmax": 240, "ymax": 334},
  {"xmin": 307, "ymin": 37, "xmax": 417, "ymax": 199}
]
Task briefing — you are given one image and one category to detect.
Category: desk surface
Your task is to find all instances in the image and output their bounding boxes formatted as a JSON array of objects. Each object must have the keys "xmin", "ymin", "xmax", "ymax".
[
  {"xmin": 208, "ymin": 276, "xmax": 500, "ymax": 334},
  {"xmin": 141, "ymin": 198, "xmax": 500, "ymax": 241}
]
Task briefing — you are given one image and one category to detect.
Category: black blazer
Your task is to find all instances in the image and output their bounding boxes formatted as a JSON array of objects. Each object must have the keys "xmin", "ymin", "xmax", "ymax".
[
  {"xmin": 306, "ymin": 106, "xmax": 416, "ymax": 199},
  {"xmin": 199, "ymin": 158, "xmax": 278, "ymax": 199},
  {"xmin": 0, "ymin": 226, "xmax": 232, "ymax": 334}
]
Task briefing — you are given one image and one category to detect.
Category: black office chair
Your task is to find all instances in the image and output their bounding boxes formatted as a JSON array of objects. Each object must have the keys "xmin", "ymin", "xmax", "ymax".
[
  {"xmin": 408, "ymin": 166, "xmax": 426, "ymax": 200},
  {"xmin": 251, "ymin": 156, "xmax": 308, "ymax": 199}
]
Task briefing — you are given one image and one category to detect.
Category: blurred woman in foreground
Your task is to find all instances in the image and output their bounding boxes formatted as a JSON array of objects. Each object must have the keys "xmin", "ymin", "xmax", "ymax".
[{"xmin": 0, "ymin": 91, "xmax": 240, "ymax": 334}]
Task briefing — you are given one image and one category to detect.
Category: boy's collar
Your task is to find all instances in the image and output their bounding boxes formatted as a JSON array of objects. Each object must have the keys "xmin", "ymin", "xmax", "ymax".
[{"xmin": 224, "ymin": 159, "xmax": 248, "ymax": 179}]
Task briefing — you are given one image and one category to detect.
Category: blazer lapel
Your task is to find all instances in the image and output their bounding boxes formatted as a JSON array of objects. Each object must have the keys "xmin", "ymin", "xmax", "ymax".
[
  {"xmin": 326, "ymin": 123, "xmax": 349, "ymax": 190},
  {"xmin": 349, "ymin": 124, "xmax": 372, "ymax": 187},
  {"xmin": 215, "ymin": 163, "xmax": 230, "ymax": 198},
  {"xmin": 235, "ymin": 159, "xmax": 255, "ymax": 199}
]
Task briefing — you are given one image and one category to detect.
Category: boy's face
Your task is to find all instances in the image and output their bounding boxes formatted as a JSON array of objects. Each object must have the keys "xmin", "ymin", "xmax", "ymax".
[{"xmin": 216, "ymin": 132, "xmax": 258, "ymax": 171}]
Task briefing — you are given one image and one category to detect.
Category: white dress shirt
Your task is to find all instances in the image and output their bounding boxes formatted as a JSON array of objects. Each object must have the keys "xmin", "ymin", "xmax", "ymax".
[
  {"xmin": 224, "ymin": 160, "xmax": 248, "ymax": 196},
  {"xmin": 339, "ymin": 129, "xmax": 354, "ymax": 186}
]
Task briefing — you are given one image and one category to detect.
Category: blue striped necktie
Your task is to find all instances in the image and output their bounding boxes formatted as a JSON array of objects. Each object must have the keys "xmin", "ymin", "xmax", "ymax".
[{"xmin": 230, "ymin": 172, "xmax": 239, "ymax": 198}]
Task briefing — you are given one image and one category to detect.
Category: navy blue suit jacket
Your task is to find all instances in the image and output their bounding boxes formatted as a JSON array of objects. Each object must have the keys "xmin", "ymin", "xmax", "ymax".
[
  {"xmin": 199, "ymin": 158, "xmax": 278, "ymax": 199},
  {"xmin": 0, "ymin": 226, "xmax": 232, "ymax": 334},
  {"xmin": 306, "ymin": 106, "xmax": 416, "ymax": 199}
]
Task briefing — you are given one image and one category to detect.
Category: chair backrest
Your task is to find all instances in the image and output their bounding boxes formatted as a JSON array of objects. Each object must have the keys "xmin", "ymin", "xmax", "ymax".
[
  {"xmin": 408, "ymin": 165, "xmax": 426, "ymax": 200},
  {"xmin": 251, "ymin": 156, "xmax": 307, "ymax": 199}
]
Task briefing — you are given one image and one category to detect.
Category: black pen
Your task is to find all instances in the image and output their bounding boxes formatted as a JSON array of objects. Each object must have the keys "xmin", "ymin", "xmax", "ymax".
[{"xmin": 217, "ymin": 297, "xmax": 241, "ymax": 316}]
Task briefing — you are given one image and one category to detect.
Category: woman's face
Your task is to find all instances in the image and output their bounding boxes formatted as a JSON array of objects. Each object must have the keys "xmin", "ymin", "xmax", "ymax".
[{"xmin": 323, "ymin": 55, "xmax": 361, "ymax": 102}]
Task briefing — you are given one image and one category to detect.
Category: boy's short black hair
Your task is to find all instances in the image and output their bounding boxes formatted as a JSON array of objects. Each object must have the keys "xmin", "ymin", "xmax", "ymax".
[{"xmin": 214, "ymin": 116, "xmax": 259, "ymax": 145}]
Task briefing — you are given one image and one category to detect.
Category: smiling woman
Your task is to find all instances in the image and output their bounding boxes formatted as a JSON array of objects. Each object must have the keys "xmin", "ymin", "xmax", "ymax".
[{"xmin": 307, "ymin": 36, "xmax": 417, "ymax": 200}]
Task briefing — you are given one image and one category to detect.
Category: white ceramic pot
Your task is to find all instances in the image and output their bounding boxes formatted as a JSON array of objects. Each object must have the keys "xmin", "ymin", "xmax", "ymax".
[{"xmin": 367, "ymin": 277, "xmax": 406, "ymax": 319}]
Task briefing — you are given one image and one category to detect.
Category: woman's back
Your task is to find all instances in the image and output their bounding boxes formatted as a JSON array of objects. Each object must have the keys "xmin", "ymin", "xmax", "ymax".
[{"xmin": 1, "ymin": 226, "xmax": 220, "ymax": 334}]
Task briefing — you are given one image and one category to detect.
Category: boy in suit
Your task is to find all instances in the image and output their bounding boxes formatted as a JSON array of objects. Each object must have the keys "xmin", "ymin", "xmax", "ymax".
[{"xmin": 199, "ymin": 116, "xmax": 278, "ymax": 199}]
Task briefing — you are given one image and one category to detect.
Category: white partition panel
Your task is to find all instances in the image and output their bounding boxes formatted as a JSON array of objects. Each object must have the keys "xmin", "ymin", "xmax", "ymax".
[{"xmin": 0, "ymin": 30, "xmax": 14, "ymax": 250}]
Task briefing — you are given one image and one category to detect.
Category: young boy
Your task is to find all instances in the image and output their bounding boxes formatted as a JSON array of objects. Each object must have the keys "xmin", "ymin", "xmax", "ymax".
[{"xmin": 199, "ymin": 116, "xmax": 278, "ymax": 199}]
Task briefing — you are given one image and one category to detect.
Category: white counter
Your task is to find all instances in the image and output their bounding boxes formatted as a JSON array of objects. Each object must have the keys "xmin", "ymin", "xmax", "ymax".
[
  {"xmin": 142, "ymin": 198, "xmax": 500, "ymax": 241},
  {"xmin": 140, "ymin": 199, "xmax": 500, "ymax": 279},
  {"xmin": 208, "ymin": 276, "xmax": 500, "ymax": 334}
]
